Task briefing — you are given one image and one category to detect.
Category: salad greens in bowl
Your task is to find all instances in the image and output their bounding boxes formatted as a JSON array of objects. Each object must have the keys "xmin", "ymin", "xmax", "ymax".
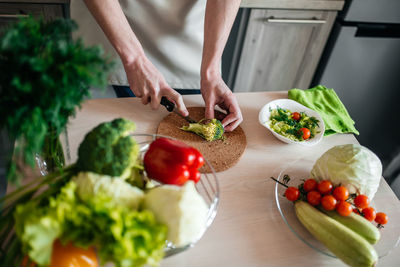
[{"xmin": 258, "ymin": 99, "xmax": 325, "ymax": 146}]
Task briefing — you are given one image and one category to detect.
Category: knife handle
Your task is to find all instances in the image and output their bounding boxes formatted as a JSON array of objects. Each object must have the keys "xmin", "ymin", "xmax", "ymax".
[{"xmin": 160, "ymin": 96, "xmax": 175, "ymax": 112}]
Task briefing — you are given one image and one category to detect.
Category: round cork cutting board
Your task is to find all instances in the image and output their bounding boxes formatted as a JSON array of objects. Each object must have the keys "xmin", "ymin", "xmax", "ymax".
[{"xmin": 157, "ymin": 107, "xmax": 247, "ymax": 173}]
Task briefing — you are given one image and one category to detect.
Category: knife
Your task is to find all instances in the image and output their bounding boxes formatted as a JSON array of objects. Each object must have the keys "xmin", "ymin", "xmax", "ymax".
[{"xmin": 160, "ymin": 96, "xmax": 197, "ymax": 123}]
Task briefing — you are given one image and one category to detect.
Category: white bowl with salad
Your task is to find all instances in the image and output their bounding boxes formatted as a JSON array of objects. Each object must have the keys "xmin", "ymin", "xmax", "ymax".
[{"xmin": 258, "ymin": 99, "xmax": 325, "ymax": 146}]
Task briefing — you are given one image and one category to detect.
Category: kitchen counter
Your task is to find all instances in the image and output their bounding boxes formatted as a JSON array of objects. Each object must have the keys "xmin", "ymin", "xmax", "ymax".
[{"xmin": 66, "ymin": 91, "xmax": 400, "ymax": 267}]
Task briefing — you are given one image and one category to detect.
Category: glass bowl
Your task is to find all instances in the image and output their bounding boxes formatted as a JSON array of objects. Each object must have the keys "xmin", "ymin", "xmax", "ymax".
[
  {"xmin": 274, "ymin": 159, "xmax": 400, "ymax": 259},
  {"xmin": 132, "ymin": 133, "xmax": 220, "ymax": 258}
]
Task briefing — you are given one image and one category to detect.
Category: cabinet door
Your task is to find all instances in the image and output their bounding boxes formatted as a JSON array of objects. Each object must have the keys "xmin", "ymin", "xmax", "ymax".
[
  {"xmin": 234, "ymin": 9, "xmax": 336, "ymax": 92},
  {"xmin": 0, "ymin": 3, "xmax": 65, "ymax": 30}
]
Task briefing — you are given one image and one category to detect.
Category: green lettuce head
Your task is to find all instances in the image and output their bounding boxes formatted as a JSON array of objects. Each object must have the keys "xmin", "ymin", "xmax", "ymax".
[{"xmin": 311, "ymin": 144, "xmax": 382, "ymax": 200}]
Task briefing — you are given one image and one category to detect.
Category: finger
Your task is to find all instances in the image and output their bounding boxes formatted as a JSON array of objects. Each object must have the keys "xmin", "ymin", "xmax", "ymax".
[
  {"xmin": 131, "ymin": 88, "xmax": 142, "ymax": 98},
  {"xmin": 167, "ymin": 90, "xmax": 188, "ymax": 116},
  {"xmin": 221, "ymin": 113, "xmax": 237, "ymax": 128},
  {"xmin": 222, "ymin": 100, "xmax": 243, "ymax": 131},
  {"xmin": 129, "ymin": 84, "xmax": 143, "ymax": 98},
  {"xmin": 150, "ymin": 88, "xmax": 161, "ymax": 110},
  {"xmin": 223, "ymin": 114, "xmax": 243, "ymax": 132},
  {"xmin": 204, "ymin": 98, "xmax": 215, "ymax": 120},
  {"xmin": 141, "ymin": 93, "xmax": 150, "ymax": 105}
]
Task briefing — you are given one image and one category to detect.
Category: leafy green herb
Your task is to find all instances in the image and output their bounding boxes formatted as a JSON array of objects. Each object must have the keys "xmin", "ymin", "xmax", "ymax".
[{"xmin": 0, "ymin": 16, "xmax": 113, "ymax": 183}]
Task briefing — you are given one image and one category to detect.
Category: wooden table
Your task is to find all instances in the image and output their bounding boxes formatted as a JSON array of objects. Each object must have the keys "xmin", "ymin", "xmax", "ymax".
[{"xmin": 67, "ymin": 91, "xmax": 400, "ymax": 267}]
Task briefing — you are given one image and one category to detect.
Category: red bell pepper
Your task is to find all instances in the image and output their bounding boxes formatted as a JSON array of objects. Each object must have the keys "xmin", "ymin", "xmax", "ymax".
[{"xmin": 143, "ymin": 137, "xmax": 204, "ymax": 185}]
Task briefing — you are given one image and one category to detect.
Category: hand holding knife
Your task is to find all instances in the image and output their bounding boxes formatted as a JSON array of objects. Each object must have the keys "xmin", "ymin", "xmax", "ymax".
[{"xmin": 160, "ymin": 96, "xmax": 197, "ymax": 123}]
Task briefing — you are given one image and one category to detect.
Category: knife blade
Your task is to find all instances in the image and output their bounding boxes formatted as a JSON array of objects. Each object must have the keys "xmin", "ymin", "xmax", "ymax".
[{"xmin": 160, "ymin": 96, "xmax": 197, "ymax": 123}]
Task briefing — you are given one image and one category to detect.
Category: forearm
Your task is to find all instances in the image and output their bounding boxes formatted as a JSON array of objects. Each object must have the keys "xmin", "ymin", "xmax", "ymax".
[
  {"xmin": 201, "ymin": 0, "xmax": 241, "ymax": 80},
  {"xmin": 83, "ymin": 0, "xmax": 144, "ymax": 64}
]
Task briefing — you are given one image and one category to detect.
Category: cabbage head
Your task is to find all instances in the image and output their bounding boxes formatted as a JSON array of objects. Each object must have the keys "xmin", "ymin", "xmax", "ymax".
[
  {"xmin": 143, "ymin": 181, "xmax": 208, "ymax": 246},
  {"xmin": 311, "ymin": 144, "xmax": 382, "ymax": 200},
  {"xmin": 73, "ymin": 171, "xmax": 144, "ymax": 210}
]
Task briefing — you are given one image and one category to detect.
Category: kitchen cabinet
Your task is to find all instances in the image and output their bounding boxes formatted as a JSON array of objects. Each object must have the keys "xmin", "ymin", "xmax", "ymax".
[
  {"xmin": 0, "ymin": 0, "xmax": 69, "ymax": 30},
  {"xmin": 233, "ymin": 8, "xmax": 337, "ymax": 92}
]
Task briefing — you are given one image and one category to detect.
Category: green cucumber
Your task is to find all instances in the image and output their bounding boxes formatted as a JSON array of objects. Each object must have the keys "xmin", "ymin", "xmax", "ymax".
[
  {"xmin": 295, "ymin": 201, "xmax": 378, "ymax": 267},
  {"xmin": 321, "ymin": 209, "xmax": 381, "ymax": 244}
]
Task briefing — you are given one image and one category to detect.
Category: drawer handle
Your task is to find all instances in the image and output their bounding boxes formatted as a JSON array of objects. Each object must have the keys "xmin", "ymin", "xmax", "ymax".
[
  {"xmin": 266, "ymin": 18, "xmax": 326, "ymax": 24},
  {"xmin": 0, "ymin": 14, "xmax": 29, "ymax": 18}
]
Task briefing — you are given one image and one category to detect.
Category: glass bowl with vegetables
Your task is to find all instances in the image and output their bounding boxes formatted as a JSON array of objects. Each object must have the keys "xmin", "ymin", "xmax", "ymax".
[
  {"xmin": 1, "ymin": 119, "xmax": 219, "ymax": 267},
  {"xmin": 258, "ymin": 99, "xmax": 325, "ymax": 146}
]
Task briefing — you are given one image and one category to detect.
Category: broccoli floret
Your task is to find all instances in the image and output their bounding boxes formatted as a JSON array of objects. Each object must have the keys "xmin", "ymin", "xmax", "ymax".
[
  {"xmin": 76, "ymin": 118, "xmax": 140, "ymax": 179},
  {"xmin": 180, "ymin": 118, "xmax": 224, "ymax": 141}
]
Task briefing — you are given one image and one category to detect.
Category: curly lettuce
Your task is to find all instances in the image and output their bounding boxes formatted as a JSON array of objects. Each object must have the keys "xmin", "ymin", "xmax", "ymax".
[
  {"xmin": 73, "ymin": 172, "xmax": 144, "ymax": 210},
  {"xmin": 14, "ymin": 181, "xmax": 167, "ymax": 267}
]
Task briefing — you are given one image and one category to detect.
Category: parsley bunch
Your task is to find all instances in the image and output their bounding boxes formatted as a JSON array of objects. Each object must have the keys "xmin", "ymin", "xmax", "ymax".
[{"xmin": 0, "ymin": 17, "xmax": 113, "ymax": 183}]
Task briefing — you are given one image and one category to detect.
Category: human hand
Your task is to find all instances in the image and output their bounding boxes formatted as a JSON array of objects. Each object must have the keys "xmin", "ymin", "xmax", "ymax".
[
  {"xmin": 201, "ymin": 75, "xmax": 243, "ymax": 132},
  {"xmin": 122, "ymin": 55, "xmax": 188, "ymax": 116}
]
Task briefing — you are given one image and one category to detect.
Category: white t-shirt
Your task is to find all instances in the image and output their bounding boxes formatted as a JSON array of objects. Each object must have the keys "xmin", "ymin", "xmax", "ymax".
[{"xmin": 70, "ymin": 0, "xmax": 206, "ymax": 89}]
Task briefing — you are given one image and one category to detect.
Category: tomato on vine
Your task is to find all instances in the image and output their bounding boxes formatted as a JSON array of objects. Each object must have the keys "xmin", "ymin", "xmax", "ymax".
[
  {"xmin": 307, "ymin": 190, "xmax": 321, "ymax": 206},
  {"xmin": 332, "ymin": 186, "xmax": 349, "ymax": 201},
  {"xmin": 303, "ymin": 178, "xmax": 318, "ymax": 192},
  {"xmin": 321, "ymin": 195, "xmax": 337, "ymax": 211},
  {"xmin": 362, "ymin": 207, "xmax": 376, "ymax": 222},
  {"xmin": 375, "ymin": 212, "xmax": 388, "ymax": 225},
  {"xmin": 354, "ymin": 194, "xmax": 370, "ymax": 209},
  {"xmin": 285, "ymin": 186, "xmax": 300, "ymax": 201},
  {"xmin": 336, "ymin": 201, "xmax": 352, "ymax": 216},
  {"xmin": 317, "ymin": 180, "xmax": 333, "ymax": 195}
]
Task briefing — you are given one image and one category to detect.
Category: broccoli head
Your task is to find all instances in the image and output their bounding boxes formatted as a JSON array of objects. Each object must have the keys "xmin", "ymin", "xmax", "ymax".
[
  {"xmin": 76, "ymin": 118, "xmax": 140, "ymax": 179},
  {"xmin": 180, "ymin": 118, "xmax": 224, "ymax": 141}
]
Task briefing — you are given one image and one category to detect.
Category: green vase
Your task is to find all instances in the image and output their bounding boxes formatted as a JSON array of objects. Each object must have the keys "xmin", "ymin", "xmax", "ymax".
[{"xmin": 35, "ymin": 130, "xmax": 66, "ymax": 176}]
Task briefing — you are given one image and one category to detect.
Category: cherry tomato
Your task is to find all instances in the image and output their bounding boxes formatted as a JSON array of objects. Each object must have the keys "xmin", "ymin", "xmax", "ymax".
[
  {"xmin": 292, "ymin": 112, "xmax": 301, "ymax": 121},
  {"xmin": 49, "ymin": 240, "xmax": 98, "ymax": 267},
  {"xmin": 285, "ymin": 187, "xmax": 300, "ymax": 201},
  {"xmin": 307, "ymin": 190, "xmax": 321, "ymax": 206},
  {"xmin": 362, "ymin": 207, "xmax": 376, "ymax": 222},
  {"xmin": 354, "ymin": 194, "xmax": 370, "ymax": 209},
  {"xmin": 317, "ymin": 180, "xmax": 333, "ymax": 195},
  {"xmin": 375, "ymin": 212, "xmax": 388, "ymax": 225},
  {"xmin": 321, "ymin": 195, "xmax": 337, "ymax": 211},
  {"xmin": 299, "ymin": 128, "xmax": 311, "ymax": 140},
  {"xmin": 332, "ymin": 186, "xmax": 349, "ymax": 201},
  {"xmin": 303, "ymin": 178, "xmax": 318, "ymax": 192},
  {"xmin": 336, "ymin": 201, "xmax": 352, "ymax": 216}
]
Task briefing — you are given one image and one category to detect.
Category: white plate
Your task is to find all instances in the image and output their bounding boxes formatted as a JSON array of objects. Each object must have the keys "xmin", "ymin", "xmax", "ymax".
[{"xmin": 258, "ymin": 99, "xmax": 325, "ymax": 146}]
